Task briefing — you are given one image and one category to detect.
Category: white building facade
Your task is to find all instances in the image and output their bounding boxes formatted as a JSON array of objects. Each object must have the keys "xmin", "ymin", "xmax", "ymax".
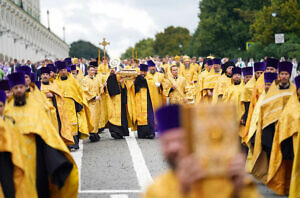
[{"xmin": 0, "ymin": 0, "xmax": 69, "ymax": 63}]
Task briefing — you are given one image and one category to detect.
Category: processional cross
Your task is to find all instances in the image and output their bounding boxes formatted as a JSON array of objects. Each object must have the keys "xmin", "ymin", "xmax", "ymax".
[{"xmin": 99, "ymin": 38, "xmax": 110, "ymax": 58}]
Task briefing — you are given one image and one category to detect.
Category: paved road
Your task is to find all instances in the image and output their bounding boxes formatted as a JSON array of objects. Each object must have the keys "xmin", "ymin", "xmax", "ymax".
[{"xmin": 72, "ymin": 130, "xmax": 287, "ymax": 198}]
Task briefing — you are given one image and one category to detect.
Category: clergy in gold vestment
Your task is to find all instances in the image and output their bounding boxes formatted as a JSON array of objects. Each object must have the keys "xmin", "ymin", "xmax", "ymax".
[
  {"xmin": 106, "ymin": 66, "xmax": 136, "ymax": 139},
  {"xmin": 98, "ymin": 57, "xmax": 110, "ymax": 75},
  {"xmin": 264, "ymin": 62, "xmax": 297, "ymax": 195},
  {"xmin": 144, "ymin": 105, "xmax": 262, "ymax": 198},
  {"xmin": 147, "ymin": 60, "xmax": 166, "ymax": 104},
  {"xmin": 0, "ymin": 91, "xmax": 29, "ymax": 198},
  {"xmin": 195, "ymin": 59, "xmax": 212, "ymax": 103},
  {"xmin": 179, "ymin": 57, "xmax": 198, "ymax": 101},
  {"xmin": 16, "ymin": 66, "xmax": 58, "ymax": 133},
  {"xmin": 40, "ymin": 67, "xmax": 74, "ymax": 146},
  {"xmin": 179, "ymin": 56, "xmax": 198, "ymax": 84},
  {"xmin": 251, "ymin": 62, "xmax": 296, "ymax": 195},
  {"xmin": 223, "ymin": 67, "xmax": 245, "ymax": 137},
  {"xmin": 289, "ymin": 75, "xmax": 300, "ymax": 198},
  {"xmin": 5, "ymin": 72, "xmax": 79, "ymax": 198},
  {"xmin": 191, "ymin": 57, "xmax": 201, "ymax": 75},
  {"xmin": 244, "ymin": 72, "xmax": 277, "ymax": 173},
  {"xmin": 240, "ymin": 67, "xmax": 254, "ymax": 128},
  {"xmin": 70, "ymin": 64, "xmax": 84, "ymax": 85},
  {"xmin": 243, "ymin": 59, "xmax": 277, "ymax": 143},
  {"xmin": 212, "ymin": 61, "xmax": 234, "ymax": 104},
  {"xmin": 201, "ymin": 58, "xmax": 222, "ymax": 103},
  {"xmin": 163, "ymin": 65, "xmax": 188, "ymax": 105},
  {"xmin": 0, "ymin": 117, "xmax": 28, "ymax": 198},
  {"xmin": 46, "ymin": 64, "xmax": 58, "ymax": 81},
  {"xmin": 135, "ymin": 64, "xmax": 161, "ymax": 139},
  {"xmin": 82, "ymin": 65, "xmax": 102, "ymax": 142},
  {"xmin": 55, "ymin": 61, "xmax": 93, "ymax": 150},
  {"xmin": 90, "ymin": 61, "xmax": 109, "ymax": 132}
]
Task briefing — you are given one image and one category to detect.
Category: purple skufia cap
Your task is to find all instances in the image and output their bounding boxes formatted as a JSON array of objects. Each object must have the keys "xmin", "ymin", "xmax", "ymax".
[
  {"xmin": 155, "ymin": 105, "xmax": 180, "ymax": 135},
  {"xmin": 46, "ymin": 64, "xmax": 55, "ymax": 73},
  {"xmin": 242, "ymin": 67, "xmax": 253, "ymax": 76},
  {"xmin": 0, "ymin": 80, "xmax": 10, "ymax": 91},
  {"xmin": 147, "ymin": 60, "xmax": 155, "ymax": 67},
  {"xmin": 264, "ymin": 72, "xmax": 278, "ymax": 83},
  {"xmin": 35, "ymin": 81, "xmax": 41, "ymax": 90},
  {"xmin": 254, "ymin": 62, "xmax": 266, "ymax": 72},
  {"xmin": 206, "ymin": 59, "xmax": 213, "ymax": 66},
  {"xmin": 8, "ymin": 72, "xmax": 26, "ymax": 88},
  {"xmin": 30, "ymin": 73, "xmax": 36, "ymax": 82},
  {"xmin": 295, "ymin": 75, "xmax": 300, "ymax": 90},
  {"xmin": 70, "ymin": 64, "xmax": 77, "ymax": 71},
  {"xmin": 212, "ymin": 58, "xmax": 221, "ymax": 65},
  {"xmin": 278, "ymin": 61, "xmax": 293, "ymax": 74},
  {"xmin": 0, "ymin": 90, "xmax": 6, "ymax": 104},
  {"xmin": 16, "ymin": 66, "xmax": 31, "ymax": 76},
  {"xmin": 56, "ymin": 61, "xmax": 67, "ymax": 70},
  {"xmin": 266, "ymin": 58, "xmax": 279, "ymax": 69},
  {"xmin": 232, "ymin": 67, "xmax": 242, "ymax": 75},
  {"xmin": 64, "ymin": 57, "xmax": 72, "ymax": 66},
  {"xmin": 139, "ymin": 64, "xmax": 148, "ymax": 72},
  {"xmin": 40, "ymin": 67, "xmax": 50, "ymax": 74}
]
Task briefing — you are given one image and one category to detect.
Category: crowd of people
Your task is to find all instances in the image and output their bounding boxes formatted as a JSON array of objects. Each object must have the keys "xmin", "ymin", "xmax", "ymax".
[{"xmin": 0, "ymin": 54, "xmax": 299, "ymax": 197}]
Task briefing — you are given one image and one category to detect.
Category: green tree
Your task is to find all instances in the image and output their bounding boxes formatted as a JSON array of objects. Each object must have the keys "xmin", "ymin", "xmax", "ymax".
[
  {"xmin": 245, "ymin": 33, "xmax": 300, "ymax": 60},
  {"xmin": 153, "ymin": 26, "xmax": 191, "ymax": 57},
  {"xmin": 121, "ymin": 38, "xmax": 155, "ymax": 59},
  {"xmin": 135, "ymin": 38, "xmax": 155, "ymax": 58},
  {"xmin": 69, "ymin": 40, "xmax": 107, "ymax": 60},
  {"xmin": 189, "ymin": 0, "xmax": 269, "ymax": 57},
  {"xmin": 251, "ymin": 0, "xmax": 300, "ymax": 45},
  {"xmin": 121, "ymin": 47, "xmax": 134, "ymax": 60}
]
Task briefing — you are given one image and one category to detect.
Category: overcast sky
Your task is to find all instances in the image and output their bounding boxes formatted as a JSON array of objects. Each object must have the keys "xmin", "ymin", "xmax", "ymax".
[{"xmin": 40, "ymin": 0, "xmax": 199, "ymax": 58}]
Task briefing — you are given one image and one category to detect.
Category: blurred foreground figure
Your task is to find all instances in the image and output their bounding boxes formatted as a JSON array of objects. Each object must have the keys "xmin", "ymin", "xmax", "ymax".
[{"xmin": 144, "ymin": 105, "xmax": 261, "ymax": 198}]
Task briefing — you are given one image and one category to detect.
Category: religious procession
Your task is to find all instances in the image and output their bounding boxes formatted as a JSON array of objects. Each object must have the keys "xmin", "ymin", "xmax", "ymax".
[
  {"xmin": 0, "ymin": 51, "xmax": 300, "ymax": 197},
  {"xmin": 1, "ymin": 0, "xmax": 300, "ymax": 197}
]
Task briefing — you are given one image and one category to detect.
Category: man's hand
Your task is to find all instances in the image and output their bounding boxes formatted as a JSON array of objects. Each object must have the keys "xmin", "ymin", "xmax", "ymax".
[
  {"xmin": 46, "ymin": 93, "xmax": 53, "ymax": 98},
  {"xmin": 176, "ymin": 155, "xmax": 206, "ymax": 194},
  {"xmin": 228, "ymin": 154, "xmax": 247, "ymax": 193},
  {"xmin": 95, "ymin": 96, "xmax": 101, "ymax": 101},
  {"xmin": 172, "ymin": 86, "xmax": 177, "ymax": 90}
]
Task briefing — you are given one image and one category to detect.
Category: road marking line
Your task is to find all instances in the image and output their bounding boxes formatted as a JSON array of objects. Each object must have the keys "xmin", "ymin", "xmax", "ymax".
[
  {"xmin": 125, "ymin": 136, "xmax": 153, "ymax": 192},
  {"xmin": 71, "ymin": 140, "xmax": 83, "ymax": 190},
  {"xmin": 79, "ymin": 190, "xmax": 141, "ymax": 194},
  {"xmin": 110, "ymin": 194, "xmax": 129, "ymax": 198}
]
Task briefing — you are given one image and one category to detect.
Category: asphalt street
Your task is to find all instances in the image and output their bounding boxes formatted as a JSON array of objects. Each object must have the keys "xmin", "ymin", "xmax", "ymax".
[{"xmin": 72, "ymin": 130, "xmax": 288, "ymax": 198}]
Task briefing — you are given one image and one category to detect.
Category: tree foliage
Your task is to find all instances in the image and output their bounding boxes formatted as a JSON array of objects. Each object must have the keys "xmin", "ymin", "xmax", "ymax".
[
  {"xmin": 153, "ymin": 26, "xmax": 191, "ymax": 57},
  {"xmin": 188, "ymin": 0, "xmax": 270, "ymax": 57},
  {"xmin": 251, "ymin": 0, "xmax": 300, "ymax": 45},
  {"xmin": 70, "ymin": 40, "xmax": 107, "ymax": 60},
  {"xmin": 244, "ymin": 33, "xmax": 300, "ymax": 60},
  {"xmin": 121, "ymin": 38, "xmax": 155, "ymax": 59}
]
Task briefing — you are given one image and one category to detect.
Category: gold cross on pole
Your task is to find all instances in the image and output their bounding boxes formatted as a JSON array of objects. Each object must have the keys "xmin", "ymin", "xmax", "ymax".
[{"xmin": 99, "ymin": 38, "xmax": 110, "ymax": 58}]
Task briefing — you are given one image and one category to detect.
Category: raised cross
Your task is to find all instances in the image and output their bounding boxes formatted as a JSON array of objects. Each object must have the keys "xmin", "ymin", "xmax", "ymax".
[{"xmin": 99, "ymin": 38, "xmax": 110, "ymax": 58}]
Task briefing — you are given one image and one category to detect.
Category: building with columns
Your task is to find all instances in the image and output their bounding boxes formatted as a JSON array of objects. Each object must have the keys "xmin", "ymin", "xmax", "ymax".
[{"xmin": 0, "ymin": 0, "xmax": 69, "ymax": 63}]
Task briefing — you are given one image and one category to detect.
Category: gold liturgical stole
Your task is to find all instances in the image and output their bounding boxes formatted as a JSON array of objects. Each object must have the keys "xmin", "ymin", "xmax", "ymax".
[{"xmin": 182, "ymin": 104, "xmax": 240, "ymax": 176}]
